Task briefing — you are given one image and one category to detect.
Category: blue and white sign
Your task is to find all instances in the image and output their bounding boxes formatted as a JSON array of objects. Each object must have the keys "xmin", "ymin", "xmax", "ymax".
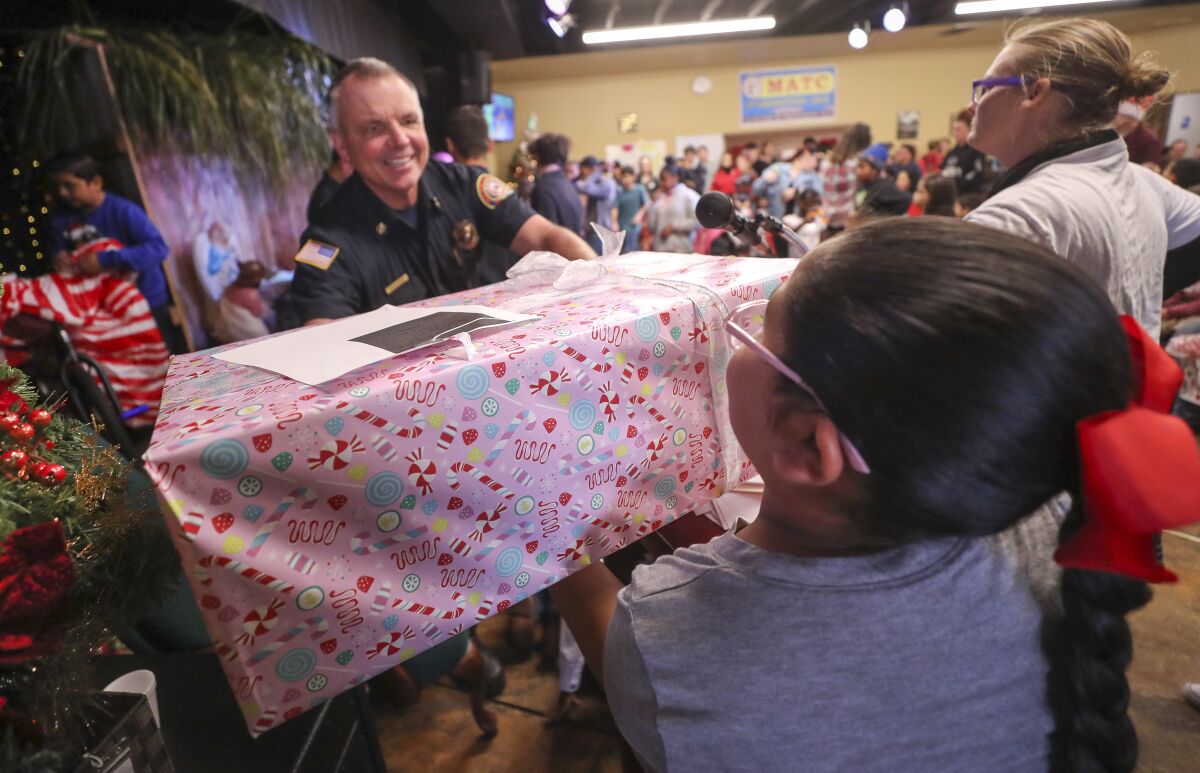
[{"xmin": 740, "ymin": 66, "xmax": 837, "ymax": 124}]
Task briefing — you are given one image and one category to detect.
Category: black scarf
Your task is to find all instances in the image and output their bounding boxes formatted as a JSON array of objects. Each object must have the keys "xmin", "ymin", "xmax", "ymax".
[{"xmin": 985, "ymin": 129, "xmax": 1120, "ymax": 200}]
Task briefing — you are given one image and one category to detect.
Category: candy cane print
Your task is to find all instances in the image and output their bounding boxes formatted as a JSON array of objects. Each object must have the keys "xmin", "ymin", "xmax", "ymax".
[
  {"xmin": 196, "ymin": 556, "xmax": 295, "ymax": 594},
  {"xmin": 447, "ymin": 462, "xmax": 515, "ymax": 500},
  {"xmin": 253, "ymin": 710, "xmax": 278, "ymax": 734},
  {"xmin": 369, "ymin": 581, "xmax": 393, "ymax": 615},
  {"xmin": 286, "ymin": 551, "xmax": 317, "ymax": 576},
  {"xmin": 553, "ymin": 341, "xmax": 612, "ymax": 373},
  {"xmin": 369, "ymin": 434, "xmax": 398, "ymax": 462},
  {"xmin": 469, "ymin": 504, "xmax": 507, "ymax": 541},
  {"xmin": 449, "ymin": 537, "xmax": 473, "ymax": 558},
  {"xmin": 474, "ymin": 519, "xmax": 535, "ymax": 562},
  {"xmin": 580, "ymin": 512, "xmax": 630, "ymax": 535},
  {"xmin": 483, "ymin": 409, "xmax": 537, "ymax": 468},
  {"xmin": 246, "ymin": 487, "xmax": 317, "ymax": 558},
  {"xmin": 245, "ymin": 615, "xmax": 329, "ymax": 667},
  {"xmin": 350, "ymin": 525, "xmax": 429, "ymax": 556},
  {"xmin": 420, "ymin": 621, "xmax": 442, "ymax": 642},
  {"xmin": 436, "ymin": 421, "xmax": 459, "ymax": 451},
  {"xmin": 626, "ymin": 395, "xmax": 673, "ymax": 431},
  {"xmin": 180, "ymin": 509, "xmax": 203, "ymax": 541},
  {"xmin": 336, "ymin": 401, "xmax": 426, "ymax": 439},
  {"xmin": 650, "ymin": 363, "xmax": 689, "ymax": 402},
  {"xmin": 392, "ymin": 591, "xmax": 467, "ymax": 620},
  {"xmin": 557, "ymin": 448, "xmax": 616, "ymax": 477}
]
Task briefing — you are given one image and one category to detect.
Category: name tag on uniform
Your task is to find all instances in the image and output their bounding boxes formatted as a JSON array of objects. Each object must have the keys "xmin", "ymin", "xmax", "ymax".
[{"xmin": 294, "ymin": 239, "xmax": 339, "ymax": 270}]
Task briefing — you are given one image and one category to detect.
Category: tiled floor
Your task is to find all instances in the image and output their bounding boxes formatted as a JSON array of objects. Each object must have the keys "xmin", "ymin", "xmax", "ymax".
[{"xmin": 374, "ymin": 528, "xmax": 1200, "ymax": 772}]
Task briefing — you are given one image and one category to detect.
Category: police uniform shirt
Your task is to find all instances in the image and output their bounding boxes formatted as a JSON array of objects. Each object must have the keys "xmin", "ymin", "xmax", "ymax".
[{"xmin": 288, "ymin": 161, "xmax": 533, "ymax": 322}]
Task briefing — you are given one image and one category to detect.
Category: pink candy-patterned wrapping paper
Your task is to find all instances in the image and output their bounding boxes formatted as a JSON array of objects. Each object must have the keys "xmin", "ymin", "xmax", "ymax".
[{"xmin": 146, "ymin": 253, "xmax": 793, "ymax": 735}]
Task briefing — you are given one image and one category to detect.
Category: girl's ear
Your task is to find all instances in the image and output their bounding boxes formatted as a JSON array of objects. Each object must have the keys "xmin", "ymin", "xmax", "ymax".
[{"xmin": 769, "ymin": 410, "xmax": 845, "ymax": 487}]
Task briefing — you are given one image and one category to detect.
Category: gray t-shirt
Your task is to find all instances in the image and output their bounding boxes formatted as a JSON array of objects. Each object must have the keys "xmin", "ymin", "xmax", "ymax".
[{"xmin": 603, "ymin": 529, "xmax": 1053, "ymax": 772}]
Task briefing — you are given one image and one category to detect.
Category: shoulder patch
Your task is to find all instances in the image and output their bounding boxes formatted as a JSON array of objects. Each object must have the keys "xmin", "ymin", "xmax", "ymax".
[
  {"xmin": 475, "ymin": 174, "xmax": 514, "ymax": 210},
  {"xmin": 294, "ymin": 239, "xmax": 339, "ymax": 270}
]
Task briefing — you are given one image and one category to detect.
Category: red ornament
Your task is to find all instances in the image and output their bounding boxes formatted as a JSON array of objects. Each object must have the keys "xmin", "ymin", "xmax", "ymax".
[
  {"xmin": 27, "ymin": 409, "xmax": 52, "ymax": 428},
  {"xmin": 9, "ymin": 424, "xmax": 34, "ymax": 443},
  {"xmin": 0, "ymin": 450, "xmax": 27, "ymax": 470},
  {"xmin": 42, "ymin": 441, "xmax": 54, "ymax": 450},
  {"xmin": 36, "ymin": 465, "xmax": 66, "ymax": 486},
  {"xmin": 30, "ymin": 461, "xmax": 47, "ymax": 479},
  {"xmin": 0, "ymin": 414, "xmax": 18, "ymax": 432}
]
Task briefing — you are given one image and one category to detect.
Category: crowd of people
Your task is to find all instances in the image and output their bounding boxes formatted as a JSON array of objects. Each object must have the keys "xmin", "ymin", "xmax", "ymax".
[{"xmin": 5, "ymin": 14, "xmax": 1200, "ymax": 770}]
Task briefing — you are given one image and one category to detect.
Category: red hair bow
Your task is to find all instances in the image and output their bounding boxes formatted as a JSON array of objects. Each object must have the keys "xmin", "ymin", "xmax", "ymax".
[{"xmin": 1054, "ymin": 316, "xmax": 1200, "ymax": 583}]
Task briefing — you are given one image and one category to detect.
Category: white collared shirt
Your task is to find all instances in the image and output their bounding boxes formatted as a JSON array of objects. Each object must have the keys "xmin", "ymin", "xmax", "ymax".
[{"xmin": 968, "ymin": 138, "xmax": 1200, "ymax": 337}]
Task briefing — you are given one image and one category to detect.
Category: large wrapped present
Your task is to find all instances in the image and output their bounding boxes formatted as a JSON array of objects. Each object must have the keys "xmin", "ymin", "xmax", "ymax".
[{"xmin": 145, "ymin": 252, "xmax": 794, "ymax": 735}]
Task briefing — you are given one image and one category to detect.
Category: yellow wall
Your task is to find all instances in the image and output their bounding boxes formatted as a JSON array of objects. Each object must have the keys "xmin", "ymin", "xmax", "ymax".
[{"xmin": 490, "ymin": 10, "xmax": 1200, "ymax": 169}]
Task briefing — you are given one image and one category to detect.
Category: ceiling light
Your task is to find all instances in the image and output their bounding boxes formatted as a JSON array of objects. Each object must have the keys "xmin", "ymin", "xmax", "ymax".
[
  {"xmin": 545, "ymin": 0, "xmax": 572, "ymax": 16},
  {"xmin": 581, "ymin": 16, "xmax": 776, "ymax": 45},
  {"xmin": 848, "ymin": 22, "xmax": 869, "ymax": 49},
  {"xmin": 883, "ymin": 4, "xmax": 907, "ymax": 32},
  {"xmin": 955, "ymin": 0, "xmax": 1125, "ymax": 15},
  {"xmin": 548, "ymin": 13, "xmax": 576, "ymax": 37}
]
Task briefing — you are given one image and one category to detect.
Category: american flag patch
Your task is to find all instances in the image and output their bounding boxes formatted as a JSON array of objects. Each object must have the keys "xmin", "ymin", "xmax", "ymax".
[{"xmin": 294, "ymin": 239, "xmax": 339, "ymax": 270}]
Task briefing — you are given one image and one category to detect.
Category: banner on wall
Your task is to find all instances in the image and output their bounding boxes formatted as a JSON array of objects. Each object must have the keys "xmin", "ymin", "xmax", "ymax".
[{"xmin": 739, "ymin": 66, "xmax": 836, "ymax": 125}]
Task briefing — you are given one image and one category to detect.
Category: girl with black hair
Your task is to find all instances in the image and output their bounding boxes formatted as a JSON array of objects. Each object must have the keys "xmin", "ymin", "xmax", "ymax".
[{"xmin": 550, "ymin": 217, "xmax": 1200, "ymax": 772}]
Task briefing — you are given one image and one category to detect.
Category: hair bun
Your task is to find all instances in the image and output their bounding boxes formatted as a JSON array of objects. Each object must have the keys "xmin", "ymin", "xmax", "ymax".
[{"xmin": 1122, "ymin": 53, "xmax": 1171, "ymax": 99}]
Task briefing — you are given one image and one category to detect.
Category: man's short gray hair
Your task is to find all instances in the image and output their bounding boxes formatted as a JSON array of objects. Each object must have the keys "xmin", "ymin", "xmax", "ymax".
[{"xmin": 327, "ymin": 57, "xmax": 418, "ymax": 132}]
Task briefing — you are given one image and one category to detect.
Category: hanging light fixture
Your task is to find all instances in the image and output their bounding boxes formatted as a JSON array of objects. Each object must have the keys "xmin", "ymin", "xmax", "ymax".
[
  {"xmin": 545, "ymin": 0, "xmax": 572, "ymax": 16},
  {"xmin": 883, "ymin": 3, "xmax": 908, "ymax": 32},
  {"xmin": 547, "ymin": 12, "xmax": 576, "ymax": 37},
  {"xmin": 848, "ymin": 21, "xmax": 870, "ymax": 49}
]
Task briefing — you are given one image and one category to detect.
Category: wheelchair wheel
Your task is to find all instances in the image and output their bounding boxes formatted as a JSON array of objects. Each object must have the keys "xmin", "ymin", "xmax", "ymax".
[{"xmin": 63, "ymin": 359, "xmax": 139, "ymax": 456}]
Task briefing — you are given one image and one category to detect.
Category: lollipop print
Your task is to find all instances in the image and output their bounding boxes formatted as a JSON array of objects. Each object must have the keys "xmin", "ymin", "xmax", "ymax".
[
  {"xmin": 456, "ymin": 365, "xmax": 489, "ymax": 400},
  {"xmin": 635, "ymin": 316, "xmax": 660, "ymax": 342},
  {"xmin": 365, "ymin": 472, "xmax": 404, "ymax": 506},
  {"xmin": 275, "ymin": 647, "xmax": 318, "ymax": 682},
  {"xmin": 494, "ymin": 547, "xmax": 524, "ymax": 578},
  {"xmin": 200, "ymin": 439, "xmax": 249, "ymax": 480}
]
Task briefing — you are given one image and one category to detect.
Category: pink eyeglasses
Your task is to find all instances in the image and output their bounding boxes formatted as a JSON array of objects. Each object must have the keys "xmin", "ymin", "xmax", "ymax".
[{"xmin": 725, "ymin": 299, "xmax": 871, "ymax": 474}]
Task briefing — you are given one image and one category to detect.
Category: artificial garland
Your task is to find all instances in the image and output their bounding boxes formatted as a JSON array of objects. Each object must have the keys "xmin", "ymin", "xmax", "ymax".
[{"xmin": 0, "ymin": 362, "xmax": 180, "ymax": 771}]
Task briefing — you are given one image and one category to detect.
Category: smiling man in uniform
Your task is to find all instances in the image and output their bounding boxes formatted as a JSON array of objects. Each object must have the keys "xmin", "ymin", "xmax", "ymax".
[{"xmin": 285, "ymin": 58, "xmax": 595, "ymax": 327}]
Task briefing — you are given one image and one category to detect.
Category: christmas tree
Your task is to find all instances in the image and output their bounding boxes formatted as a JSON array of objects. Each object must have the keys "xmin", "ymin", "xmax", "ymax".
[{"xmin": 0, "ymin": 361, "xmax": 180, "ymax": 771}]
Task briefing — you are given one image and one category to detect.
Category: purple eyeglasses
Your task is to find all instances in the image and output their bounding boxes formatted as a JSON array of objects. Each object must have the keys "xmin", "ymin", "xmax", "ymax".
[
  {"xmin": 971, "ymin": 75, "xmax": 1075, "ymax": 105},
  {"xmin": 971, "ymin": 75, "xmax": 1023, "ymax": 105},
  {"xmin": 725, "ymin": 299, "xmax": 871, "ymax": 474}
]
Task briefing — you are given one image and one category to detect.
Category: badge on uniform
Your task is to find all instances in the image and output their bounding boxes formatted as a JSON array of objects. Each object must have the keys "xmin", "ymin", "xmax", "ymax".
[
  {"xmin": 294, "ymin": 239, "xmax": 339, "ymax": 270},
  {"xmin": 452, "ymin": 220, "xmax": 480, "ymax": 251},
  {"xmin": 475, "ymin": 173, "xmax": 514, "ymax": 210}
]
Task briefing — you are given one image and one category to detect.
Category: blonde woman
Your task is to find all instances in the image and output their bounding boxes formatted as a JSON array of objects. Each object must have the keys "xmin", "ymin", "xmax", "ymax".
[{"xmin": 964, "ymin": 18, "xmax": 1200, "ymax": 336}]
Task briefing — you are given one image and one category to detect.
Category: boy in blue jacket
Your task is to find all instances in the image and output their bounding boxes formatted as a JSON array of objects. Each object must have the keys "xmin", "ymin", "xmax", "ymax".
[{"xmin": 46, "ymin": 152, "xmax": 184, "ymax": 352}]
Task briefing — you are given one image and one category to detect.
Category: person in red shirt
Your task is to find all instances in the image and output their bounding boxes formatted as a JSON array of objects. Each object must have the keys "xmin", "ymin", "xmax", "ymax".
[
  {"xmin": 920, "ymin": 138, "xmax": 948, "ymax": 174},
  {"xmin": 710, "ymin": 151, "xmax": 738, "ymax": 196}
]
